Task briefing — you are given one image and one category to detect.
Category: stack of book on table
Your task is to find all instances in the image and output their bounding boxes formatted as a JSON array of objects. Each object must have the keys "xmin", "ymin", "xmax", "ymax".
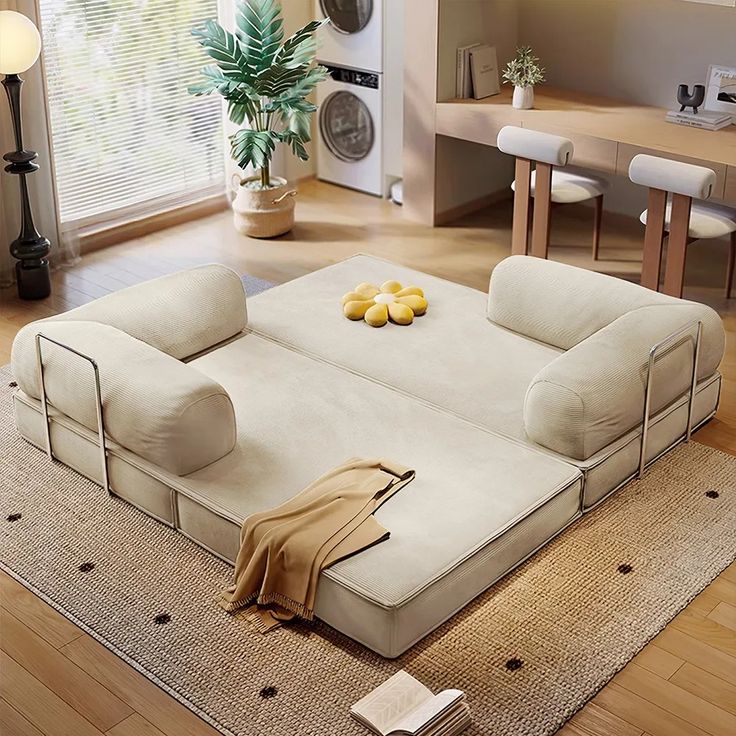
[
  {"xmin": 456, "ymin": 43, "xmax": 500, "ymax": 100},
  {"xmin": 351, "ymin": 670, "xmax": 471, "ymax": 736},
  {"xmin": 665, "ymin": 109, "xmax": 732, "ymax": 131}
]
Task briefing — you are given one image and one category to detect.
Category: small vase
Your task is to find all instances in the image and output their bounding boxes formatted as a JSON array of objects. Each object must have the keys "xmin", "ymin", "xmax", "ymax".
[{"xmin": 512, "ymin": 85, "xmax": 534, "ymax": 110}]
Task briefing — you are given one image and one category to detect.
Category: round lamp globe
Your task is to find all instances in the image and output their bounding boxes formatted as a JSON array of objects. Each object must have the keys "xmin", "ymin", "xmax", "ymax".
[{"xmin": 0, "ymin": 10, "xmax": 42, "ymax": 75}]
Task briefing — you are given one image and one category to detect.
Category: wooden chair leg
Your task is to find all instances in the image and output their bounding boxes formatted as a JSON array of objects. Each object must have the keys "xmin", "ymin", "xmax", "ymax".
[
  {"xmin": 727, "ymin": 231, "xmax": 736, "ymax": 299},
  {"xmin": 511, "ymin": 158, "xmax": 532, "ymax": 256},
  {"xmin": 592, "ymin": 194, "xmax": 603, "ymax": 260},
  {"xmin": 662, "ymin": 193, "xmax": 692, "ymax": 298},
  {"xmin": 640, "ymin": 188, "xmax": 667, "ymax": 291},
  {"xmin": 530, "ymin": 162, "xmax": 553, "ymax": 259}
]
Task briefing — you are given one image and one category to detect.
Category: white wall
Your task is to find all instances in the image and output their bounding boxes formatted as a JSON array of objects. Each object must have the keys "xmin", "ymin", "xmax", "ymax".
[{"xmin": 517, "ymin": 0, "xmax": 736, "ymax": 215}]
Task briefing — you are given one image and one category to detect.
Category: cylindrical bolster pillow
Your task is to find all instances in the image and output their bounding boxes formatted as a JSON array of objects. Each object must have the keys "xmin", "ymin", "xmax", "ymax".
[
  {"xmin": 13, "ymin": 321, "xmax": 236, "ymax": 475},
  {"xmin": 629, "ymin": 154, "xmax": 716, "ymax": 200},
  {"xmin": 11, "ymin": 264, "xmax": 247, "ymax": 363},
  {"xmin": 497, "ymin": 126, "xmax": 574, "ymax": 166},
  {"xmin": 488, "ymin": 255, "xmax": 679, "ymax": 349},
  {"xmin": 524, "ymin": 303, "xmax": 725, "ymax": 460}
]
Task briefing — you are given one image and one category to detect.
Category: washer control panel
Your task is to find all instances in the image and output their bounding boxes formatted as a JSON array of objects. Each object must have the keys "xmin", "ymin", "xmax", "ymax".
[{"xmin": 325, "ymin": 64, "xmax": 380, "ymax": 90}]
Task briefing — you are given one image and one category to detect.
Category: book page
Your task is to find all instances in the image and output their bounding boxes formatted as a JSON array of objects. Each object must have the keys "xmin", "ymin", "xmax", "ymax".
[
  {"xmin": 391, "ymin": 690, "xmax": 464, "ymax": 735},
  {"xmin": 351, "ymin": 670, "xmax": 433, "ymax": 736}
]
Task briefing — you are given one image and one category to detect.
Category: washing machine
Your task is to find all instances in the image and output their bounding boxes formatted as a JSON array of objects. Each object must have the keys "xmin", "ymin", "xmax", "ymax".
[
  {"xmin": 316, "ymin": 64, "xmax": 383, "ymax": 196},
  {"xmin": 315, "ymin": 0, "xmax": 383, "ymax": 73}
]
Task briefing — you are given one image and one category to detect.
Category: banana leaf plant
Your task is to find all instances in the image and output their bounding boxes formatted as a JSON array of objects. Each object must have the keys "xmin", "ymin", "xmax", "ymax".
[{"xmin": 189, "ymin": 0, "xmax": 329, "ymax": 189}]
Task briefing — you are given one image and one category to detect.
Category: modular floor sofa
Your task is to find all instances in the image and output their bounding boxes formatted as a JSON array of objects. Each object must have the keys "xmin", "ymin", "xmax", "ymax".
[{"xmin": 10, "ymin": 255, "xmax": 725, "ymax": 657}]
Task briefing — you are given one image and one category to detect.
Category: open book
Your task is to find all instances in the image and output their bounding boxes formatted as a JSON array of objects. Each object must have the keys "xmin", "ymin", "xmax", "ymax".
[{"xmin": 351, "ymin": 670, "xmax": 471, "ymax": 736}]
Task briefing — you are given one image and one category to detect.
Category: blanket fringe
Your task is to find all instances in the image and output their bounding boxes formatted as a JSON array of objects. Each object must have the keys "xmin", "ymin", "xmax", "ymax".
[{"xmin": 218, "ymin": 589, "xmax": 314, "ymax": 621}]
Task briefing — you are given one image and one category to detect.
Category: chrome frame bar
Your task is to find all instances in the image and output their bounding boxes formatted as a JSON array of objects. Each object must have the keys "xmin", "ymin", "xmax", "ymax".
[
  {"xmin": 638, "ymin": 320, "xmax": 702, "ymax": 479},
  {"xmin": 35, "ymin": 333, "xmax": 111, "ymax": 495}
]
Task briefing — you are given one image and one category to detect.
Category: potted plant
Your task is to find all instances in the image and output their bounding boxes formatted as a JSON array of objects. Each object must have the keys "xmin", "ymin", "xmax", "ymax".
[
  {"xmin": 189, "ymin": 0, "xmax": 328, "ymax": 238},
  {"xmin": 502, "ymin": 46, "xmax": 545, "ymax": 110}
]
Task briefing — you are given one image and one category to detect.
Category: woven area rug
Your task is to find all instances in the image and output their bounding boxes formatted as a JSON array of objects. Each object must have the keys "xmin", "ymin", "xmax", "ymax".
[{"xmin": 1, "ymin": 368, "xmax": 735, "ymax": 736}]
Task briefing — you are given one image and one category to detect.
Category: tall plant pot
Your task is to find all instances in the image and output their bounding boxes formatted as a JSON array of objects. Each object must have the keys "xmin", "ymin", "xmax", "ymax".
[
  {"xmin": 232, "ymin": 176, "xmax": 297, "ymax": 238},
  {"xmin": 512, "ymin": 85, "xmax": 534, "ymax": 110}
]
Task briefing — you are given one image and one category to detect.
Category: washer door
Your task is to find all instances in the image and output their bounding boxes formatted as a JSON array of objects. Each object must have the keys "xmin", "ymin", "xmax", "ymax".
[
  {"xmin": 319, "ymin": 90, "xmax": 375, "ymax": 162},
  {"xmin": 319, "ymin": 0, "xmax": 373, "ymax": 34}
]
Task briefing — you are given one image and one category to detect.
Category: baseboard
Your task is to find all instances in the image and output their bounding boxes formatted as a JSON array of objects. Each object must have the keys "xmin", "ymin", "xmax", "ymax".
[
  {"xmin": 79, "ymin": 194, "xmax": 230, "ymax": 254},
  {"xmin": 435, "ymin": 189, "xmax": 512, "ymax": 225}
]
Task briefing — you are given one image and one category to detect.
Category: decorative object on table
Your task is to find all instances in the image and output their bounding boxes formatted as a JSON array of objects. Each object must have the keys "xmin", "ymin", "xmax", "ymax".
[
  {"xmin": 342, "ymin": 280, "xmax": 428, "ymax": 327},
  {"xmin": 455, "ymin": 42, "xmax": 481, "ymax": 99},
  {"xmin": 469, "ymin": 45, "xmax": 500, "ymax": 100},
  {"xmin": 502, "ymin": 46, "xmax": 545, "ymax": 110},
  {"xmin": 704, "ymin": 64, "xmax": 736, "ymax": 122},
  {"xmin": 0, "ymin": 10, "xmax": 51, "ymax": 300},
  {"xmin": 189, "ymin": 0, "xmax": 329, "ymax": 238},
  {"xmin": 677, "ymin": 83, "xmax": 705, "ymax": 113},
  {"xmin": 351, "ymin": 670, "xmax": 471, "ymax": 736},
  {"xmin": 664, "ymin": 108, "xmax": 732, "ymax": 131}
]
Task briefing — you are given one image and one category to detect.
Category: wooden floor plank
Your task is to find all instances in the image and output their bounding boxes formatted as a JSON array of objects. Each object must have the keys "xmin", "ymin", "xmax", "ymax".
[
  {"xmin": 614, "ymin": 663, "xmax": 736, "ymax": 736},
  {"xmin": 708, "ymin": 578, "xmax": 736, "ymax": 607},
  {"xmin": 1, "ymin": 652, "xmax": 105, "ymax": 736},
  {"xmin": 564, "ymin": 701, "xmax": 643, "ymax": 736},
  {"xmin": 593, "ymin": 683, "xmax": 711, "ymax": 736},
  {"xmin": 669, "ymin": 663, "xmax": 736, "ymax": 717},
  {"xmin": 653, "ymin": 628, "xmax": 736, "ymax": 687},
  {"xmin": 60, "ymin": 635, "xmax": 221, "ymax": 736},
  {"xmin": 708, "ymin": 602, "xmax": 736, "ymax": 632},
  {"xmin": 1, "ymin": 609, "xmax": 133, "ymax": 731},
  {"xmin": 671, "ymin": 610, "xmax": 736, "ymax": 658},
  {"xmin": 0, "ymin": 571, "xmax": 81, "ymax": 649},
  {"xmin": 105, "ymin": 713, "xmax": 167, "ymax": 736},
  {"xmin": 0, "ymin": 698, "xmax": 45, "ymax": 736},
  {"xmin": 631, "ymin": 644, "xmax": 684, "ymax": 680}
]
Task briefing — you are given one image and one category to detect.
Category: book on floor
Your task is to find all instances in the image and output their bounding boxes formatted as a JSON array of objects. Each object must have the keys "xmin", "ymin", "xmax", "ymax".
[
  {"xmin": 469, "ymin": 45, "xmax": 500, "ymax": 100},
  {"xmin": 351, "ymin": 670, "xmax": 471, "ymax": 736}
]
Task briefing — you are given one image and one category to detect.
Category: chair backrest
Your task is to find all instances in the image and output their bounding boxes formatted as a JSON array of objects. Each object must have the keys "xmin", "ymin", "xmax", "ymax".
[
  {"xmin": 628, "ymin": 154, "xmax": 716, "ymax": 200},
  {"xmin": 497, "ymin": 126, "xmax": 573, "ymax": 166}
]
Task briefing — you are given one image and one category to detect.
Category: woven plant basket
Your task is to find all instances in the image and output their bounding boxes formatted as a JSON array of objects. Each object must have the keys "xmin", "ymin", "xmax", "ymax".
[{"xmin": 232, "ymin": 176, "xmax": 297, "ymax": 238}]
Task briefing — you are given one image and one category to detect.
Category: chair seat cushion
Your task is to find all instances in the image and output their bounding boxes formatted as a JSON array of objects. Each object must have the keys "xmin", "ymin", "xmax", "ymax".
[
  {"xmin": 511, "ymin": 168, "xmax": 609, "ymax": 204},
  {"xmin": 640, "ymin": 201, "xmax": 736, "ymax": 240}
]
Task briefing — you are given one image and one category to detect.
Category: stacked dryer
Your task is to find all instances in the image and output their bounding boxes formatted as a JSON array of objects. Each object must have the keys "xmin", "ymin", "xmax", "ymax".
[{"xmin": 315, "ymin": 1, "xmax": 403, "ymax": 197}]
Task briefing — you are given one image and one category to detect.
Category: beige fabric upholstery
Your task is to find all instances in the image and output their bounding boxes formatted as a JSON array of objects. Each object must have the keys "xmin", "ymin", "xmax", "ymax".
[
  {"xmin": 487, "ymin": 255, "xmax": 722, "ymax": 352},
  {"xmin": 11, "ymin": 264, "xmax": 246, "ymax": 371},
  {"xmin": 16, "ymin": 321, "xmax": 236, "ymax": 475},
  {"xmin": 497, "ymin": 125, "xmax": 573, "ymax": 166},
  {"xmin": 629, "ymin": 154, "xmax": 716, "ymax": 200},
  {"xmin": 511, "ymin": 168, "xmax": 609, "ymax": 204},
  {"xmin": 641, "ymin": 201, "xmax": 736, "ymax": 240},
  {"xmin": 525, "ymin": 304, "xmax": 724, "ymax": 459}
]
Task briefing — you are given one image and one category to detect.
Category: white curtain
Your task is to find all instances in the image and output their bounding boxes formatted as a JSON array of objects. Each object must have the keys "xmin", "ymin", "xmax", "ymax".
[{"xmin": 0, "ymin": 0, "xmax": 78, "ymax": 290}]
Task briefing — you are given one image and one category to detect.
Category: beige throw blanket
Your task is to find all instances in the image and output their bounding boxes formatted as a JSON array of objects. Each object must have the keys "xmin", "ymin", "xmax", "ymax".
[{"xmin": 219, "ymin": 458, "xmax": 415, "ymax": 629}]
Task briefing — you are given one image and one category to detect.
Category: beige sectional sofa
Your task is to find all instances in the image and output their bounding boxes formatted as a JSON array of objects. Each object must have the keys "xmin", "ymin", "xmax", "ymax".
[{"xmin": 10, "ymin": 255, "xmax": 724, "ymax": 657}]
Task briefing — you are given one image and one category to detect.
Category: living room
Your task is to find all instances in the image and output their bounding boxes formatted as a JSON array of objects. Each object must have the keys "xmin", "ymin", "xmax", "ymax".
[{"xmin": 1, "ymin": 1, "xmax": 734, "ymax": 735}]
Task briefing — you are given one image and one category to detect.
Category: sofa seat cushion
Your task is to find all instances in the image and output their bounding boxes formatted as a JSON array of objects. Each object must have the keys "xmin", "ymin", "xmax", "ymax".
[
  {"xmin": 245, "ymin": 255, "xmax": 562, "ymax": 442},
  {"xmin": 15, "ymin": 321, "xmax": 236, "ymax": 475},
  {"xmin": 184, "ymin": 333, "xmax": 582, "ymax": 655}
]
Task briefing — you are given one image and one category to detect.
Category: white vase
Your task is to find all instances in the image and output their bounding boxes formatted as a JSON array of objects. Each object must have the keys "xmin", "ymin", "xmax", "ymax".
[{"xmin": 512, "ymin": 85, "xmax": 534, "ymax": 110}]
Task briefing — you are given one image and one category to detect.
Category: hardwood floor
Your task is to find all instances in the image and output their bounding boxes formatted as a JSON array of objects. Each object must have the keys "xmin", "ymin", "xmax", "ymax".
[{"xmin": 1, "ymin": 179, "xmax": 734, "ymax": 735}]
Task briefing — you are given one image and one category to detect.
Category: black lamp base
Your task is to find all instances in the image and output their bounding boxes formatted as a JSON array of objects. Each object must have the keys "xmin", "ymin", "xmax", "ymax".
[{"xmin": 16, "ymin": 258, "xmax": 51, "ymax": 300}]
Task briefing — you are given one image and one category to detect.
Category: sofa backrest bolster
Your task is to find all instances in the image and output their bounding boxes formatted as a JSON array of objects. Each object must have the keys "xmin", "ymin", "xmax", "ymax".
[
  {"xmin": 13, "ymin": 321, "xmax": 236, "ymax": 475},
  {"xmin": 524, "ymin": 303, "xmax": 725, "ymax": 460},
  {"xmin": 488, "ymin": 255, "xmax": 682, "ymax": 350}
]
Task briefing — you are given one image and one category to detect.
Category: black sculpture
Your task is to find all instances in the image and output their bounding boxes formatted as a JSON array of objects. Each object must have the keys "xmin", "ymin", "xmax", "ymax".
[
  {"xmin": 2, "ymin": 74, "xmax": 51, "ymax": 299},
  {"xmin": 677, "ymin": 84, "xmax": 706, "ymax": 115}
]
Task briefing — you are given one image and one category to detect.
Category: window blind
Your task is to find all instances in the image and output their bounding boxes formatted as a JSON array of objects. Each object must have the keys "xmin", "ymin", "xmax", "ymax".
[{"xmin": 37, "ymin": 0, "xmax": 225, "ymax": 228}]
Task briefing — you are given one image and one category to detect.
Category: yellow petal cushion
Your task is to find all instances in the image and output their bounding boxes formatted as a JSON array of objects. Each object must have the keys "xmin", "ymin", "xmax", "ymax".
[{"xmin": 341, "ymin": 280, "xmax": 428, "ymax": 327}]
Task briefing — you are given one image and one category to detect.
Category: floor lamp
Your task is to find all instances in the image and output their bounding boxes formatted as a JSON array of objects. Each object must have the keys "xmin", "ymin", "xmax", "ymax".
[{"xmin": 0, "ymin": 10, "xmax": 51, "ymax": 300}]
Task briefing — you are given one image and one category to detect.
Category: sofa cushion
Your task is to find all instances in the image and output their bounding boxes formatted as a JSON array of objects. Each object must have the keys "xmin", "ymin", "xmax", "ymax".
[
  {"xmin": 245, "ymin": 255, "xmax": 562, "ymax": 442},
  {"xmin": 487, "ymin": 255, "xmax": 703, "ymax": 350},
  {"xmin": 525, "ymin": 303, "xmax": 725, "ymax": 459},
  {"xmin": 16, "ymin": 321, "xmax": 236, "ymax": 475},
  {"xmin": 11, "ymin": 264, "xmax": 246, "ymax": 366}
]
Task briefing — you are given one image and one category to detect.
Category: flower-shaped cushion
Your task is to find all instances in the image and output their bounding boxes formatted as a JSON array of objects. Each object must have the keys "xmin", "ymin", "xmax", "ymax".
[{"xmin": 342, "ymin": 280, "xmax": 428, "ymax": 327}]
